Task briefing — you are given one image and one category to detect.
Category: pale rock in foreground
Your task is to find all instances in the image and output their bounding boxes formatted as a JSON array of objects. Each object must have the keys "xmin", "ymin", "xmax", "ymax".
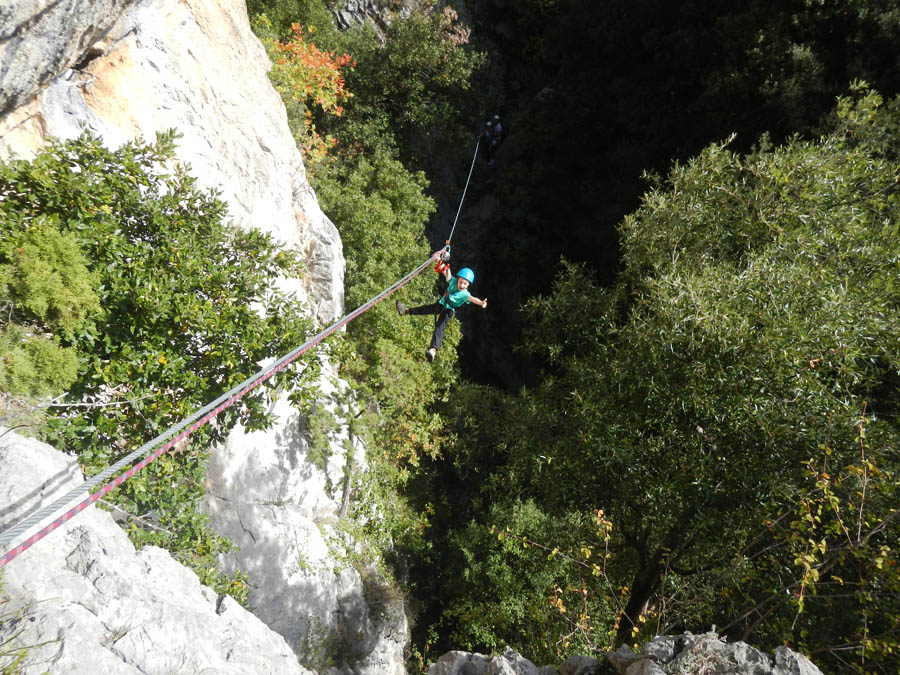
[
  {"xmin": 0, "ymin": 427, "xmax": 312, "ymax": 675},
  {"xmin": 203, "ymin": 377, "xmax": 409, "ymax": 675},
  {"xmin": 427, "ymin": 633, "xmax": 824, "ymax": 675},
  {"xmin": 427, "ymin": 648, "xmax": 544, "ymax": 675},
  {"xmin": 428, "ymin": 632, "xmax": 822, "ymax": 675}
]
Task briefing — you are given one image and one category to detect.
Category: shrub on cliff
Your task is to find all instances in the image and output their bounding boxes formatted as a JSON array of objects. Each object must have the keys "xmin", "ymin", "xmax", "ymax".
[{"xmin": 0, "ymin": 218, "xmax": 98, "ymax": 400}]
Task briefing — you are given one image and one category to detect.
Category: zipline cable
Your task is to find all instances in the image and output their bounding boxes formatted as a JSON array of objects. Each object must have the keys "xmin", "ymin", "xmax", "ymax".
[
  {"xmin": 445, "ymin": 137, "xmax": 480, "ymax": 245},
  {"xmin": 0, "ymin": 252, "xmax": 441, "ymax": 568}
]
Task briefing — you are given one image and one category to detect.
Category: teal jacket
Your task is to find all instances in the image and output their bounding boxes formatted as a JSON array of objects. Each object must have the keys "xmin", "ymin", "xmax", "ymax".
[{"xmin": 439, "ymin": 277, "xmax": 471, "ymax": 310}]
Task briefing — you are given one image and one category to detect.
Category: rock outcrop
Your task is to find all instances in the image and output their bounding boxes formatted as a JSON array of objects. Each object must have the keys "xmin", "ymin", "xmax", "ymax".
[
  {"xmin": 426, "ymin": 634, "xmax": 824, "ymax": 675},
  {"xmin": 332, "ymin": 0, "xmax": 413, "ymax": 33},
  {"xmin": 0, "ymin": 427, "xmax": 313, "ymax": 675},
  {"xmin": 606, "ymin": 632, "xmax": 823, "ymax": 675},
  {"xmin": 428, "ymin": 648, "xmax": 556, "ymax": 675}
]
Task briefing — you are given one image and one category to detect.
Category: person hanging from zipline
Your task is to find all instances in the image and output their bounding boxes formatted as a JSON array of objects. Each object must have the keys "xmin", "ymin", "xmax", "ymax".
[{"xmin": 396, "ymin": 250, "xmax": 487, "ymax": 362}]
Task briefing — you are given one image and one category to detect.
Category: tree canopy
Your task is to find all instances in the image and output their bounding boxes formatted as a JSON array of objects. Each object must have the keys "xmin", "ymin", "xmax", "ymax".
[
  {"xmin": 406, "ymin": 87, "xmax": 900, "ymax": 671},
  {"xmin": 460, "ymin": 0, "xmax": 900, "ymax": 387}
]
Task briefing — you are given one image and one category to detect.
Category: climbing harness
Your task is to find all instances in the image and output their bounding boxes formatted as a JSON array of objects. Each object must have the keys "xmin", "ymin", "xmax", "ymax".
[{"xmin": 0, "ymin": 252, "xmax": 441, "ymax": 568}]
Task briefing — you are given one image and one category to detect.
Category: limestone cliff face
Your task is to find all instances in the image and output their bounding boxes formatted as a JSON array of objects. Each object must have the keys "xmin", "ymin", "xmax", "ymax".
[
  {"xmin": 0, "ymin": 1, "xmax": 407, "ymax": 673},
  {"xmin": 202, "ymin": 375, "xmax": 409, "ymax": 675},
  {"xmin": 0, "ymin": 0, "xmax": 343, "ymax": 324}
]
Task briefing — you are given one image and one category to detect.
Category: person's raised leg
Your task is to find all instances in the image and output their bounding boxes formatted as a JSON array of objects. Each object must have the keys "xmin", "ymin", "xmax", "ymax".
[
  {"xmin": 429, "ymin": 308, "xmax": 453, "ymax": 351},
  {"xmin": 407, "ymin": 302, "xmax": 442, "ymax": 316}
]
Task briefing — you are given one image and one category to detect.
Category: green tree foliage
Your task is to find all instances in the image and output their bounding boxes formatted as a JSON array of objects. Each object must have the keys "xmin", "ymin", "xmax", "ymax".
[
  {"xmin": 314, "ymin": 147, "xmax": 460, "ymax": 501},
  {"xmin": 0, "ymin": 218, "xmax": 100, "ymax": 335},
  {"xmin": 419, "ymin": 88, "xmax": 900, "ymax": 671},
  {"xmin": 246, "ymin": 0, "xmax": 340, "ymax": 40},
  {"xmin": 314, "ymin": 149, "xmax": 434, "ymax": 307},
  {"xmin": 256, "ymin": 0, "xmax": 485, "ymax": 166},
  {"xmin": 0, "ymin": 325, "xmax": 78, "ymax": 400},
  {"xmin": 342, "ymin": 5, "xmax": 486, "ymax": 141},
  {"xmin": 445, "ymin": 502, "xmax": 619, "ymax": 660},
  {"xmin": 0, "ymin": 132, "xmax": 315, "ymax": 598},
  {"xmin": 0, "ymin": 218, "xmax": 99, "ymax": 400},
  {"xmin": 736, "ymin": 414, "xmax": 900, "ymax": 667}
]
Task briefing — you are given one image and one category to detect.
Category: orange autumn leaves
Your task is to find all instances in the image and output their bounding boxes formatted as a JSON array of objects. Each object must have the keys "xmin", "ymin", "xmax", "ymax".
[{"xmin": 270, "ymin": 23, "xmax": 355, "ymax": 163}]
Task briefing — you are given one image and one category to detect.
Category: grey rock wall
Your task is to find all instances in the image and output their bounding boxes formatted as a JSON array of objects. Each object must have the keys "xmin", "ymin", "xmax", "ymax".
[
  {"xmin": 0, "ymin": 0, "xmax": 139, "ymax": 116},
  {"xmin": 0, "ymin": 427, "xmax": 313, "ymax": 674},
  {"xmin": 202, "ymin": 378, "xmax": 408, "ymax": 674}
]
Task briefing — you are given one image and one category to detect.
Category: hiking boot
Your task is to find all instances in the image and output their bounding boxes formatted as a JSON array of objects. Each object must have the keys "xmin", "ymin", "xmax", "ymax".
[
  {"xmin": 396, "ymin": 300, "xmax": 407, "ymax": 315},
  {"xmin": 425, "ymin": 347, "xmax": 437, "ymax": 363}
]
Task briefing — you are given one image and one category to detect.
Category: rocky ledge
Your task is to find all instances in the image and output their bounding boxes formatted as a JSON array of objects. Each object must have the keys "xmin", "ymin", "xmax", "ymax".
[{"xmin": 427, "ymin": 632, "xmax": 822, "ymax": 675}]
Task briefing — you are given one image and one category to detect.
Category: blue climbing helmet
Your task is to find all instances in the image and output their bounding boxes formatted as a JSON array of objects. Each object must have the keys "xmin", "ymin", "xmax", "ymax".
[{"xmin": 456, "ymin": 268, "xmax": 475, "ymax": 284}]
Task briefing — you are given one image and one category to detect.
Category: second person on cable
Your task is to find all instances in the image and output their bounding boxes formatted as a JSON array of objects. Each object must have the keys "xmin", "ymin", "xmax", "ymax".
[{"xmin": 396, "ymin": 251, "xmax": 487, "ymax": 362}]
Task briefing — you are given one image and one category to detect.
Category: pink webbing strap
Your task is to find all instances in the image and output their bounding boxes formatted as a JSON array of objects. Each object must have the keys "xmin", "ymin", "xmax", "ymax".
[{"xmin": 0, "ymin": 254, "xmax": 438, "ymax": 568}]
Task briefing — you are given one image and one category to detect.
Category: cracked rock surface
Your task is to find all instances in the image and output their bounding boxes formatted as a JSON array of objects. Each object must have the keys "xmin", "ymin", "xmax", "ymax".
[{"xmin": 0, "ymin": 427, "xmax": 312, "ymax": 675}]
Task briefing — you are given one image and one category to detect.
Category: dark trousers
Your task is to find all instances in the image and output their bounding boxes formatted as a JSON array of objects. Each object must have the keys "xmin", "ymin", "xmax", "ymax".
[{"xmin": 408, "ymin": 302, "xmax": 455, "ymax": 349}]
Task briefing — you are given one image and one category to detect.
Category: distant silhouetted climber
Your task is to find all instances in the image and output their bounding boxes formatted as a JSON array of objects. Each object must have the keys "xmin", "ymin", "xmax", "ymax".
[
  {"xmin": 481, "ymin": 120, "xmax": 496, "ymax": 165},
  {"xmin": 492, "ymin": 114, "xmax": 504, "ymax": 142},
  {"xmin": 396, "ymin": 251, "xmax": 487, "ymax": 362}
]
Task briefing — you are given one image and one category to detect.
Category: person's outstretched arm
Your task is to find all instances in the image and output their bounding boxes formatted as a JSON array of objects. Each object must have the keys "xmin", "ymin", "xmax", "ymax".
[{"xmin": 469, "ymin": 296, "xmax": 488, "ymax": 308}]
